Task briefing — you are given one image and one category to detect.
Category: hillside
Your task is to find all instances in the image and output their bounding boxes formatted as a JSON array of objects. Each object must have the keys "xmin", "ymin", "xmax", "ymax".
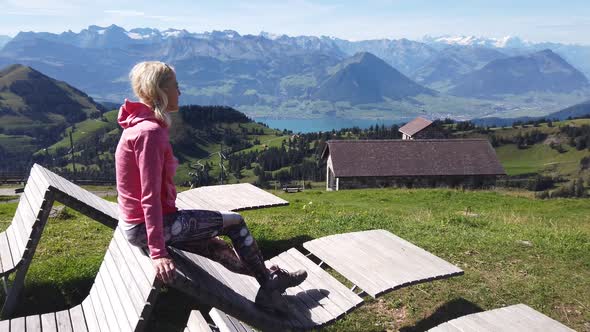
[
  {"xmin": 0, "ymin": 64, "xmax": 109, "ymax": 172},
  {"xmin": 314, "ymin": 52, "xmax": 434, "ymax": 104},
  {"xmin": 450, "ymin": 50, "xmax": 589, "ymax": 97},
  {"xmin": 0, "ymin": 64, "xmax": 107, "ymax": 132}
]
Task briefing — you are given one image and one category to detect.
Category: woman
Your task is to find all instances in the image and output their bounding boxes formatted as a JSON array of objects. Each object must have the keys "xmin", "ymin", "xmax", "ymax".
[{"xmin": 115, "ymin": 61, "xmax": 306, "ymax": 312}]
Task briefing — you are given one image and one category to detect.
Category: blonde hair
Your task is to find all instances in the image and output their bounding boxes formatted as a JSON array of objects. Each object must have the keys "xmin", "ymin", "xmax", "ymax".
[{"xmin": 129, "ymin": 61, "xmax": 175, "ymax": 127}]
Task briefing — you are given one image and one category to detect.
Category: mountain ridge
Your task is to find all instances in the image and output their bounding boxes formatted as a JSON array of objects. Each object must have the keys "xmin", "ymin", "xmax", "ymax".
[{"xmin": 450, "ymin": 49, "xmax": 589, "ymax": 97}]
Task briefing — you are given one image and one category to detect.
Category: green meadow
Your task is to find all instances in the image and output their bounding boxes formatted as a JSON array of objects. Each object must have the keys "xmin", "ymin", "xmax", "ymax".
[{"xmin": 0, "ymin": 188, "xmax": 588, "ymax": 331}]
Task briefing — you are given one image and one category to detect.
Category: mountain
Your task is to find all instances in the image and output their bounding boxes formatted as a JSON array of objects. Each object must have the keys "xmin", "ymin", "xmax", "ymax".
[
  {"xmin": 1, "ymin": 25, "xmax": 589, "ymax": 121},
  {"xmin": 472, "ymin": 99, "xmax": 590, "ymax": 126},
  {"xmin": 332, "ymin": 38, "xmax": 437, "ymax": 76},
  {"xmin": 313, "ymin": 52, "xmax": 434, "ymax": 104},
  {"xmin": 450, "ymin": 50, "xmax": 589, "ymax": 97},
  {"xmin": 545, "ymin": 100, "xmax": 590, "ymax": 120},
  {"xmin": 0, "ymin": 35, "xmax": 11, "ymax": 49},
  {"xmin": 423, "ymin": 35, "xmax": 532, "ymax": 49},
  {"xmin": 412, "ymin": 46, "xmax": 507, "ymax": 87},
  {"xmin": 0, "ymin": 64, "xmax": 107, "ymax": 138}
]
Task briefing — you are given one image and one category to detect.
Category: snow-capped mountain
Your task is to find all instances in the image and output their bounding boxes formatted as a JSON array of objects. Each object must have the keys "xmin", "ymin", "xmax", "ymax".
[{"xmin": 422, "ymin": 35, "xmax": 532, "ymax": 49}]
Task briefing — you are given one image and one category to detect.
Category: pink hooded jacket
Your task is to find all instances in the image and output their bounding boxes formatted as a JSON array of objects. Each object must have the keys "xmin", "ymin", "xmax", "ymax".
[{"xmin": 115, "ymin": 100, "xmax": 178, "ymax": 259}]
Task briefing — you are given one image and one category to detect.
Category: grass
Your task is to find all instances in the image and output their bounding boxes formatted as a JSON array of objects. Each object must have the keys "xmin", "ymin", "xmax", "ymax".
[
  {"xmin": 0, "ymin": 188, "xmax": 588, "ymax": 331},
  {"xmin": 496, "ymin": 143, "xmax": 590, "ymax": 177}
]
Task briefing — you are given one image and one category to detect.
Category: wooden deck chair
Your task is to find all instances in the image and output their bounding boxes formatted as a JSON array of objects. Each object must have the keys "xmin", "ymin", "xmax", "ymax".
[
  {"xmin": 0, "ymin": 163, "xmax": 287, "ymax": 317},
  {"xmin": 0, "ymin": 164, "xmax": 120, "ymax": 318},
  {"xmin": 0, "ymin": 225, "xmax": 160, "ymax": 332},
  {"xmin": 428, "ymin": 303, "xmax": 575, "ymax": 331},
  {"xmin": 0, "ymin": 163, "xmax": 292, "ymax": 325}
]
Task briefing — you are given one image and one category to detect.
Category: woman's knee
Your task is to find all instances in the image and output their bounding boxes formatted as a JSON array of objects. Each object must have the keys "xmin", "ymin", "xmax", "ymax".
[{"xmin": 220, "ymin": 211, "xmax": 245, "ymax": 228}]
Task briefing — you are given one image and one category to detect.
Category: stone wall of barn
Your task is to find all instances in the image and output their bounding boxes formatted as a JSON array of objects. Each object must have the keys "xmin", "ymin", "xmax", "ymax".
[{"xmin": 336, "ymin": 175, "xmax": 498, "ymax": 190}]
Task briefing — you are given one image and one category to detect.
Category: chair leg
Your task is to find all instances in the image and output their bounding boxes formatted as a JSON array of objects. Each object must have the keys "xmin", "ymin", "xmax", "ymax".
[{"xmin": 0, "ymin": 259, "xmax": 29, "ymax": 318}]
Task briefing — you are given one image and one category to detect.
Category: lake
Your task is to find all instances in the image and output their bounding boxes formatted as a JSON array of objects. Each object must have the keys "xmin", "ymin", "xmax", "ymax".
[{"xmin": 254, "ymin": 117, "xmax": 406, "ymax": 133}]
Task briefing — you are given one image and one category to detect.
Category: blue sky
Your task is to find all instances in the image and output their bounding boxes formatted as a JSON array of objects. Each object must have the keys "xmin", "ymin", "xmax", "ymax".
[{"xmin": 1, "ymin": 0, "xmax": 589, "ymax": 44}]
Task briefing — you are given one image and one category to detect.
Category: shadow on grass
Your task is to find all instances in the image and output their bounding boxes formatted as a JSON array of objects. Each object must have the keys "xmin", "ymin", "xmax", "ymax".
[
  {"xmin": 7, "ymin": 278, "xmax": 94, "ymax": 317},
  {"xmin": 256, "ymin": 234, "xmax": 314, "ymax": 259},
  {"xmin": 399, "ymin": 297, "xmax": 483, "ymax": 332}
]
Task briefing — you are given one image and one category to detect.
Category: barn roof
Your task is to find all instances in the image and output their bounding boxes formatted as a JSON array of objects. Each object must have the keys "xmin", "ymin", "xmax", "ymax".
[
  {"xmin": 399, "ymin": 117, "xmax": 433, "ymax": 137},
  {"xmin": 322, "ymin": 139, "xmax": 506, "ymax": 177}
]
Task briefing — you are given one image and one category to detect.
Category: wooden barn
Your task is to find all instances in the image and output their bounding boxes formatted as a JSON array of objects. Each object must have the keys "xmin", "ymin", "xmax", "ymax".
[
  {"xmin": 399, "ymin": 117, "xmax": 445, "ymax": 139},
  {"xmin": 322, "ymin": 139, "xmax": 506, "ymax": 191}
]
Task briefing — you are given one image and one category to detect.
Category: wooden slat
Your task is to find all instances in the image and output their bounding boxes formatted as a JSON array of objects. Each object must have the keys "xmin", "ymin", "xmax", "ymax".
[
  {"xmin": 88, "ymin": 286, "xmax": 111, "ymax": 332},
  {"xmin": 30, "ymin": 165, "xmax": 51, "ymax": 190},
  {"xmin": 186, "ymin": 189, "xmax": 235, "ymax": 211},
  {"xmin": 93, "ymin": 270, "xmax": 122, "ymax": 332},
  {"xmin": 23, "ymin": 178, "xmax": 44, "ymax": 225},
  {"xmin": 197, "ymin": 186, "xmax": 250, "ymax": 211},
  {"xmin": 113, "ymin": 227, "xmax": 154, "ymax": 284},
  {"xmin": 269, "ymin": 254, "xmax": 335, "ymax": 325},
  {"xmin": 103, "ymin": 248, "xmax": 140, "ymax": 329},
  {"xmin": 181, "ymin": 253, "xmax": 243, "ymax": 308},
  {"xmin": 17, "ymin": 191, "xmax": 37, "ymax": 231},
  {"xmin": 275, "ymin": 251, "xmax": 344, "ymax": 320},
  {"xmin": 304, "ymin": 236, "xmax": 382, "ymax": 297},
  {"xmin": 0, "ymin": 231, "xmax": 15, "ymax": 273},
  {"xmin": 95, "ymin": 268, "xmax": 131, "ymax": 332},
  {"xmin": 26, "ymin": 315, "xmax": 42, "ymax": 331},
  {"xmin": 81, "ymin": 298, "xmax": 101, "ymax": 332},
  {"xmin": 323, "ymin": 233, "xmax": 396, "ymax": 288},
  {"xmin": 286, "ymin": 248, "xmax": 363, "ymax": 311},
  {"xmin": 69, "ymin": 305, "xmax": 88, "ymax": 332},
  {"xmin": 429, "ymin": 304, "xmax": 575, "ymax": 332},
  {"xmin": 41, "ymin": 312, "xmax": 57, "ymax": 332},
  {"xmin": 108, "ymin": 239, "xmax": 150, "ymax": 312},
  {"xmin": 209, "ymin": 308, "xmax": 255, "ymax": 332},
  {"xmin": 5, "ymin": 226, "xmax": 23, "ymax": 266},
  {"xmin": 0, "ymin": 319, "xmax": 8, "ymax": 332},
  {"xmin": 366, "ymin": 230, "xmax": 461, "ymax": 276},
  {"xmin": 10, "ymin": 316, "xmax": 25, "ymax": 331},
  {"xmin": 56, "ymin": 309, "xmax": 73, "ymax": 332},
  {"xmin": 179, "ymin": 191, "xmax": 219, "ymax": 210},
  {"xmin": 235, "ymin": 184, "xmax": 288, "ymax": 207},
  {"xmin": 11, "ymin": 206, "xmax": 30, "ymax": 252},
  {"xmin": 185, "ymin": 310, "xmax": 212, "ymax": 332},
  {"xmin": 25, "ymin": 167, "xmax": 48, "ymax": 212},
  {"xmin": 331, "ymin": 233, "xmax": 414, "ymax": 287}
]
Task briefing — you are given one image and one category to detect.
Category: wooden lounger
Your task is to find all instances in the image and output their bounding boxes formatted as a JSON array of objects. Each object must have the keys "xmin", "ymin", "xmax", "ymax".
[
  {"xmin": 0, "ymin": 225, "xmax": 160, "ymax": 332},
  {"xmin": 0, "ymin": 164, "xmax": 120, "ymax": 318},
  {"xmin": 428, "ymin": 304, "xmax": 575, "ymax": 332},
  {"xmin": 303, "ymin": 229, "xmax": 464, "ymax": 298}
]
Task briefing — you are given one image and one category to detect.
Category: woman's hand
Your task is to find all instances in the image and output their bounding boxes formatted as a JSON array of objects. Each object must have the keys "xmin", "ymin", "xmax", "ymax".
[{"xmin": 152, "ymin": 256, "xmax": 176, "ymax": 284}]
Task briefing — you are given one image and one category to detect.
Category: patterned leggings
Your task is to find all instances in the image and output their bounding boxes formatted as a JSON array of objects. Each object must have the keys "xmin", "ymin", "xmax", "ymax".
[{"xmin": 123, "ymin": 210, "xmax": 270, "ymax": 285}]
